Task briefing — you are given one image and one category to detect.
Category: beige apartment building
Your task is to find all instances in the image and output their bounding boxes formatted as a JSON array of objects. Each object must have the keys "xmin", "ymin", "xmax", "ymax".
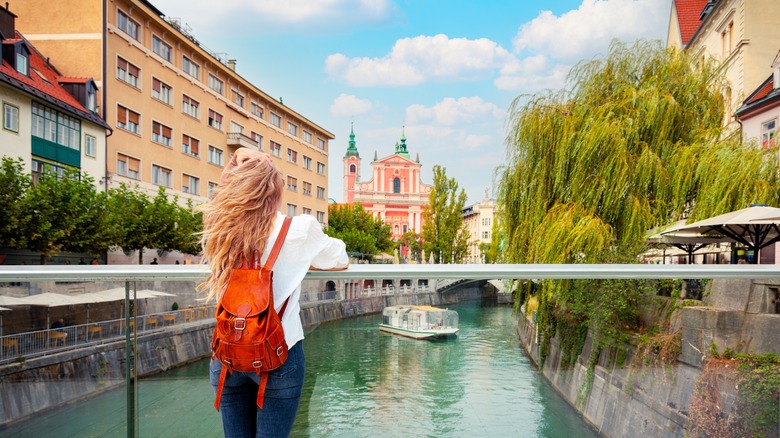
[
  {"xmin": 461, "ymin": 193, "xmax": 496, "ymax": 264},
  {"xmin": 12, "ymin": 0, "xmax": 334, "ymax": 223},
  {"xmin": 667, "ymin": 0, "xmax": 780, "ymax": 128}
]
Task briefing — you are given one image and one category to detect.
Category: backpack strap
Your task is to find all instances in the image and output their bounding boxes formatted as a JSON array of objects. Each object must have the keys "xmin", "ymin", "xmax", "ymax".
[{"xmin": 262, "ymin": 216, "xmax": 292, "ymax": 270}]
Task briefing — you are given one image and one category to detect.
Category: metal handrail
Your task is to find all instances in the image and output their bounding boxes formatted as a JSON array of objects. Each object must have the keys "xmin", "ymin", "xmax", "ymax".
[{"xmin": 1, "ymin": 263, "xmax": 780, "ymax": 282}]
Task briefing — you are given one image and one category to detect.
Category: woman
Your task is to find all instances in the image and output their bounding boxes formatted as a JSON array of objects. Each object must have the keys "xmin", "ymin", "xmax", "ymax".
[{"xmin": 200, "ymin": 148, "xmax": 349, "ymax": 437}]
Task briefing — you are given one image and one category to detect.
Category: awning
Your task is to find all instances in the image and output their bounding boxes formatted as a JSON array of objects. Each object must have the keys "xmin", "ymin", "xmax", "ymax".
[
  {"xmin": 0, "ymin": 295, "xmax": 29, "ymax": 306},
  {"xmin": 0, "ymin": 306, "xmax": 11, "ymax": 311},
  {"xmin": 16, "ymin": 292, "xmax": 96, "ymax": 307}
]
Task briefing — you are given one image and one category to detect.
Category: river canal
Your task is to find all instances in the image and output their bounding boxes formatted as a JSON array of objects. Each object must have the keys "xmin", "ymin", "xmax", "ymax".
[{"xmin": 3, "ymin": 302, "xmax": 597, "ymax": 437}]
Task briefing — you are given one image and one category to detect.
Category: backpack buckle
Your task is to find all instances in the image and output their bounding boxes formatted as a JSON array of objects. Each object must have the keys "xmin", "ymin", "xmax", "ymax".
[
  {"xmin": 252, "ymin": 360, "xmax": 262, "ymax": 368},
  {"xmin": 234, "ymin": 318, "xmax": 246, "ymax": 330},
  {"xmin": 276, "ymin": 346, "xmax": 284, "ymax": 356}
]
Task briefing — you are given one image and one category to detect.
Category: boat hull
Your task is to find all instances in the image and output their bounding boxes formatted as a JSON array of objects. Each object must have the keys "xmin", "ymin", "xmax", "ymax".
[{"xmin": 379, "ymin": 324, "xmax": 459, "ymax": 340}]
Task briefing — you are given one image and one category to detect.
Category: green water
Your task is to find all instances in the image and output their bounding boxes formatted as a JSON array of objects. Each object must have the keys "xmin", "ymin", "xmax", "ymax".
[{"xmin": 1, "ymin": 303, "xmax": 597, "ymax": 437}]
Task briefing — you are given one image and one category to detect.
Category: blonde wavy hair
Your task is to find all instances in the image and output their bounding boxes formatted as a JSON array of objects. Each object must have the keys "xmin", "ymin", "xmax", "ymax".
[{"xmin": 198, "ymin": 155, "xmax": 283, "ymax": 302}]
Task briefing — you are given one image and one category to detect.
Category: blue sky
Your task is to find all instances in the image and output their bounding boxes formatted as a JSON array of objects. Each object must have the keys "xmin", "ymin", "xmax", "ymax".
[{"xmin": 152, "ymin": 0, "xmax": 672, "ymax": 204}]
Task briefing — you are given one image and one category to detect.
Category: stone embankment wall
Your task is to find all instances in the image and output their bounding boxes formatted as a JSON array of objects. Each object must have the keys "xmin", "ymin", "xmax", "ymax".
[
  {"xmin": 518, "ymin": 278, "xmax": 780, "ymax": 438},
  {"xmin": 0, "ymin": 282, "xmax": 491, "ymax": 427}
]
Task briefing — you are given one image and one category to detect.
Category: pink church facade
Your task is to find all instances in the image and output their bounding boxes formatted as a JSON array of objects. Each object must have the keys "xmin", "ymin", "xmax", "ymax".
[{"xmin": 343, "ymin": 128, "xmax": 431, "ymax": 239}]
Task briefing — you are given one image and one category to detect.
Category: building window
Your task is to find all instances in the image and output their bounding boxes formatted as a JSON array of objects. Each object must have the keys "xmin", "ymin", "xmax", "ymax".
[
  {"xmin": 152, "ymin": 121, "xmax": 172, "ymax": 147},
  {"xmin": 182, "ymin": 174, "xmax": 200, "ymax": 195},
  {"xmin": 232, "ymin": 89, "xmax": 244, "ymax": 107},
  {"xmin": 762, "ymin": 119, "xmax": 778, "ymax": 148},
  {"xmin": 208, "ymin": 109, "xmax": 223, "ymax": 131},
  {"xmin": 316, "ymin": 211, "xmax": 325, "ymax": 223},
  {"xmin": 117, "ymin": 9, "xmax": 139, "ymax": 40},
  {"xmin": 316, "ymin": 186, "xmax": 325, "ymax": 200},
  {"xmin": 251, "ymin": 132, "xmax": 263, "ymax": 150},
  {"xmin": 721, "ymin": 21, "xmax": 733, "ymax": 59},
  {"xmin": 32, "ymin": 102, "xmax": 81, "ymax": 149},
  {"xmin": 251, "ymin": 101, "xmax": 264, "ymax": 118},
  {"xmin": 31, "ymin": 160, "xmax": 67, "ymax": 183},
  {"xmin": 393, "ymin": 177, "xmax": 401, "ymax": 193},
  {"xmin": 152, "ymin": 164, "xmax": 172, "ymax": 188},
  {"xmin": 85, "ymin": 135, "xmax": 97, "ymax": 157},
  {"xmin": 482, "ymin": 231, "xmax": 490, "ymax": 239},
  {"xmin": 350, "ymin": 164, "xmax": 356, "ymax": 173},
  {"xmin": 302, "ymin": 181, "xmax": 312, "ymax": 196},
  {"xmin": 117, "ymin": 57, "xmax": 140, "ymax": 88},
  {"xmin": 302, "ymin": 156, "xmax": 312, "ymax": 170},
  {"xmin": 152, "ymin": 78, "xmax": 172, "ymax": 104},
  {"xmin": 182, "ymin": 95, "xmax": 199, "ymax": 119},
  {"xmin": 182, "ymin": 134, "xmax": 200, "ymax": 158},
  {"xmin": 3, "ymin": 103, "xmax": 18, "ymax": 132},
  {"xmin": 302, "ymin": 130, "xmax": 312, "ymax": 144},
  {"xmin": 15, "ymin": 52, "xmax": 28, "ymax": 76},
  {"xmin": 182, "ymin": 56, "xmax": 200, "ymax": 80},
  {"xmin": 208, "ymin": 74, "xmax": 224, "ymax": 95},
  {"xmin": 208, "ymin": 181, "xmax": 218, "ymax": 197},
  {"xmin": 287, "ymin": 204, "xmax": 297, "ymax": 216},
  {"xmin": 87, "ymin": 89, "xmax": 97, "ymax": 112},
  {"xmin": 482, "ymin": 218, "xmax": 491, "ymax": 226},
  {"xmin": 117, "ymin": 153, "xmax": 140, "ymax": 180},
  {"xmin": 317, "ymin": 138, "xmax": 326, "ymax": 151},
  {"xmin": 270, "ymin": 141, "xmax": 281, "ymax": 157},
  {"xmin": 152, "ymin": 35, "xmax": 172, "ymax": 62},
  {"xmin": 116, "ymin": 105, "xmax": 140, "ymax": 134},
  {"xmin": 316, "ymin": 162, "xmax": 326, "ymax": 175},
  {"xmin": 229, "ymin": 121, "xmax": 244, "ymax": 134},
  {"xmin": 208, "ymin": 145, "xmax": 223, "ymax": 166},
  {"xmin": 287, "ymin": 176, "xmax": 297, "ymax": 192},
  {"xmin": 303, "ymin": 207, "xmax": 312, "ymax": 215},
  {"xmin": 270, "ymin": 112, "xmax": 281, "ymax": 128},
  {"xmin": 287, "ymin": 148, "xmax": 298, "ymax": 164},
  {"xmin": 287, "ymin": 122, "xmax": 298, "ymax": 136}
]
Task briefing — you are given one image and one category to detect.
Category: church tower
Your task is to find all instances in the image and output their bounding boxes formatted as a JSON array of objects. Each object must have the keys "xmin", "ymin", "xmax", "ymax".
[{"xmin": 343, "ymin": 124, "xmax": 361, "ymax": 203}]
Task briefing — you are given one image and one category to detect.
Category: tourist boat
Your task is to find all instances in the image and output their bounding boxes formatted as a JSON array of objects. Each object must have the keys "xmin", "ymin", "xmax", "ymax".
[{"xmin": 379, "ymin": 305, "xmax": 459, "ymax": 339}]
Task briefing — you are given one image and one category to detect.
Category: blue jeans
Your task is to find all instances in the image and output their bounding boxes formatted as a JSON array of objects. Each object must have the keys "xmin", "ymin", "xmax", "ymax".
[{"xmin": 210, "ymin": 342, "xmax": 305, "ymax": 438}]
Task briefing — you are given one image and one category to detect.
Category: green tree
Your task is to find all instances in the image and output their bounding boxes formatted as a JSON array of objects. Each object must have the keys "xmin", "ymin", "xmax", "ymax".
[
  {"xmin": 0, "ymin": 157, "xmax": 31, "ymax": 249},
  {"xmin": 324, "ymin": 203, "xmax": 392, "ymax": 257},
  {"xmin": 106, "ymin": 184, "xmax": 152, "ymax": 264},
  {"xmin": 173, "ymin": 199, "xmax": 203, "ymax": 255},
  {"xmin": 498, "ymin": 40, "xmax": 780, "ymax": 379},
  {"xmin": 18, "ymin": 168, "xmax": 108, "ymax": 264},
  {"xmin": 421, "ymin": 165, "xmax": 470, "ymax": 263},
  {"xmin": 397, "ymin": 231, "xmax": 422, "ymax": 262}
]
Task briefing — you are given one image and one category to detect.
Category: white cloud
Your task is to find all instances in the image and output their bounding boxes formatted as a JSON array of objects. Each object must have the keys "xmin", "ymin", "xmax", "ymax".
[
  {"xmin": 330, "ymin": 94, "xmax": 374, "ymax": 117},
  {"xmin": 326, "ymin": 34, "xmax": 512, "ymax": 87},
  {"xmin": 153, "ymin": 0, "xmax": 398, "ymax": 34},
  {"xmin": 406, "ymin": 97, "xmax": 503, "ymax": 126},
  {"xmin": 513, "ymin": 0, "xmax": 670, "ymax": 61}
]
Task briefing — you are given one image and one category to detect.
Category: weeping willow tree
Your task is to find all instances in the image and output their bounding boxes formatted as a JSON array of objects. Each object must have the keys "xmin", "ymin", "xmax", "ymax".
[{"xmin": 498, "ymin": 41, "xmax": 780, "ymax": 378}]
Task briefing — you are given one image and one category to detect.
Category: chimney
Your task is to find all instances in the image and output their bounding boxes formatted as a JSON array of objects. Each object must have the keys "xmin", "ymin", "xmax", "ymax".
[
  {"xmin": 227, "ymin": 59, "xmax": 236, "ymax": 71},
  {"xmin": 0, "ymin": 2, "xmax": 17, "ymax": 40}
]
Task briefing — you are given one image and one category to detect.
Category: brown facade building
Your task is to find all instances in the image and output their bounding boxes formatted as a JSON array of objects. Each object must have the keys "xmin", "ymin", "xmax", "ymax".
[{"xmin": 13, "ymin": 0, "xmax": 334, "ymax": 223}]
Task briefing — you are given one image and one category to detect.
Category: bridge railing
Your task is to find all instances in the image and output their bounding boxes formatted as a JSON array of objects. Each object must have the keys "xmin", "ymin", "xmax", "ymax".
[{"xmin": 1, "ymin": 263, "xmax": 780, "ymax": 437}]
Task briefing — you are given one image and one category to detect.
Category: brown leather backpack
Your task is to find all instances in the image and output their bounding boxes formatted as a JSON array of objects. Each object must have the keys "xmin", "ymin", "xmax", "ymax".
[{"xmin": 212, "ymin": 216, "xmax": 292, "ymax": 410}]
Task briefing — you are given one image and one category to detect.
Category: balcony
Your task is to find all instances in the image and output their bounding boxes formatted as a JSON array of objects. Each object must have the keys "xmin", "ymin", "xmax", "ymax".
[{"xmin": 226, "ymin": 132, "xmax": 259, "ymax": 149}]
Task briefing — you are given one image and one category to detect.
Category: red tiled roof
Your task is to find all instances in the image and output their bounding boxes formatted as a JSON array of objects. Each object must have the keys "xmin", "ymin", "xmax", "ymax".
[
  {"xmin": 746, "ymin": 78, "xmax": 774, "ymax": 105},
  {"xmin": 674, "ymin": 0, "xmax": 709, "ymax": 46},
  {"xmin": 0, "ymin": 32, "xmax": 86, "ymax": 113},
  {"xmin": 57, "ymin": 77, "xmax": 92, "ymax": 84}
]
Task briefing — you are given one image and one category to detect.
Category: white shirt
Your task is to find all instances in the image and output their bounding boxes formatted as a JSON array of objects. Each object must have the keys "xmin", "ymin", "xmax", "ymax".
[{"xmin": 259, "ymin": 212, "xmax": 348, "ymax": 348}]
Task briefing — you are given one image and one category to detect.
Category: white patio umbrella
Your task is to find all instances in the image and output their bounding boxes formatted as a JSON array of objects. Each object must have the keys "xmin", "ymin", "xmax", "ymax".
[
  {"xmin": 15, "ymin": 293, "xmax": 98, "ymax": 329},
  {"xmin": 647, "ymin": 220, "xmax": 729, "ymax": 264},
  {"xmin": 661, "ymin": 205, "xmax": 780, "ymax": 264}
]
